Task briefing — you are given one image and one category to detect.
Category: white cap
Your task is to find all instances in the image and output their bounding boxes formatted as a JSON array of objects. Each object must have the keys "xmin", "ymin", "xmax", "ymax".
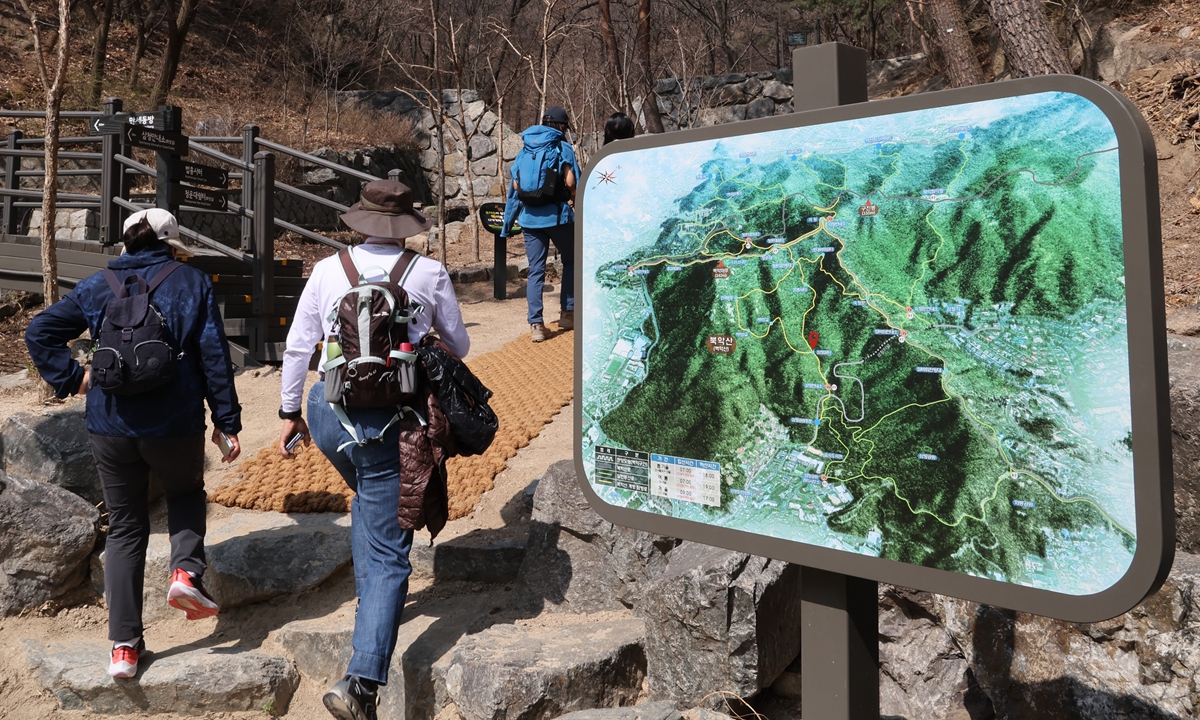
[{"xmin": 122, "ymin": 208, "xmax": 193, "ymax": 257}]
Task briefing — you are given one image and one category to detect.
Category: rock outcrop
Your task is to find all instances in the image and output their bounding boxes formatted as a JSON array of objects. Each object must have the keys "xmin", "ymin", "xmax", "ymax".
[
  {"xmin": 24, "ymin": 639, "xmax": 299, "ymax": 715},
  {"xmin": 0, "ymin": 471, "xmax": 98, "ymax": 614},
  {"xmin": 636, "ymin": 543, "xmax": 801, "ymax": 706},
  {"xmin": 0, "ymin": 406, "xmax": 102, "ymax": 505},
  {"xmin": 518, "ymin": 459, "xmax": 680, "ymax": 613}
]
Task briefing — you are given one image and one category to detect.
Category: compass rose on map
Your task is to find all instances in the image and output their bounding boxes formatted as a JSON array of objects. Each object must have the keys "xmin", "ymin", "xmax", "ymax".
[{"xmin": 595, "ymin": 166, "xmax": 621, "ymax": 188}]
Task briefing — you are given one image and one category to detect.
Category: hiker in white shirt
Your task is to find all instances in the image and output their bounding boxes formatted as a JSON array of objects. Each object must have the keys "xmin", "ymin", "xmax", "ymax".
[{"xmin": 276, "ymin": 180, "xmax": 469, "ymax": 720}]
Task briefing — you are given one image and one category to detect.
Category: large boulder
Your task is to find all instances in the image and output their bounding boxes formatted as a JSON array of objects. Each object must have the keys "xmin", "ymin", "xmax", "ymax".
[
  {"xmin": 517, "ymin": 460, "xmax": 680, "ymax": 613},
  {"xmin": 635, "ymin": 542, "xmax": 801, "ymax": 706},
  {"xmin": 93, "ymin": 509, "xmax": 351, "ymax": 621},
  {"xmin": 0, "ymin": 471, "xmax": 98, "ymax": 614},
  {"xmin": 0, "ymin": 406, "xmax": 101, "ymax": 505},
  {"xmin": 1089, "ymin": 23, "xmax": 1175, "ymax": 81},
  {"xmin": 553, "ymin": 702, "xmax": 683, "ymax": 720},
  {"xmin": 24, "ymin": 639, "xmax": 298, "ymax": 715},
  {"xmin": 443, "ymin": 618, "xmax": 647, "ymax": 720}
]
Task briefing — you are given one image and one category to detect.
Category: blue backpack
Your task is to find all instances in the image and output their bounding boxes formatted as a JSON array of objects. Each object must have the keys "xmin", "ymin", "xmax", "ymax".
[{"xmin": 514, "ymin": 142, "xmax": 571, "ymax": 207}]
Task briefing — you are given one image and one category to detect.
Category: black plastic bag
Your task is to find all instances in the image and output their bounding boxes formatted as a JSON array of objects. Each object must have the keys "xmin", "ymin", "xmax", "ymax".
[{"xmin": 417, "ymin": 338, "xmax": 498, "ymax": 456}]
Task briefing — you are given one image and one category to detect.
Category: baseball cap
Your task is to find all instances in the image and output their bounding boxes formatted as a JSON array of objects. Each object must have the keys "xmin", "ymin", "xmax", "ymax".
[
  {"xmin": 122, "ymin": 208, "xmax": 193, "ymax": 257},
  {"xmin": 542, "ymin": 106, "xmax": 570, "ymax": 128}
]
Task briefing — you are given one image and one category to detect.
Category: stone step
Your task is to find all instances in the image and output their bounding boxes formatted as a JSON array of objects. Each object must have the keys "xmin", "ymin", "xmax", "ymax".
[
  {"xmin": 275, "ymin": 592, "xmax": 504, "ymax": 720},
  {"xmin": 443, "ymin": 617, "xmax": 648, "ymax": 720},
  {"xmin": 92, "ymin": 509, "xmax": 351, "ymax": 621},
  {"xmin": 551, "ymin": 703, "xmax": 682, "ymax": 720},
  {"xmin": 23, "ymin": 638, "xmax": 299, "ymax": 715},
  {"xmin": 410, "ymin": 537, "xmax": 526, "ymax": 584}
]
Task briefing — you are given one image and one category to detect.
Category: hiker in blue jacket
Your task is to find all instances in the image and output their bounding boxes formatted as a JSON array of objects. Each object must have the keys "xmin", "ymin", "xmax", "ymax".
[
  {"xmin": 502, "ymin": 106, "xmax": 581, "ymax": 342},
  {"xmin": 24, "ymin": 208, "xmax": 242, "ymax": 680}
]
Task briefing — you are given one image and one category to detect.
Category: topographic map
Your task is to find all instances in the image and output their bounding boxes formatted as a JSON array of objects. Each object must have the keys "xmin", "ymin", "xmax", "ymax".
[{"xmin": 580, "ymin": 91, "xmax": 1135, "ymax": 595}]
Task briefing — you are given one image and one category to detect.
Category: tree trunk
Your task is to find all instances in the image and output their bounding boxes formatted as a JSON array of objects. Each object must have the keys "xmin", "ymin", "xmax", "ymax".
[
  {"xmin": 149, "ymin": 0, "xmax": 201, "ymax": 108},
  {"xmin": 636, "ymin": 0, "xmax": 664, "ymax": 133},
  {"xmin": 597, "ymin": 0, "xmax": 625, "ymax": 113},
  {"xmin": 457, "ymin": 102, "xmax": 481, "ymax": 262},
  {"xmin": 984, "ymin": 0, "xmax": 1071, "ymax": 76},
  {"xmin": 430, "ymin": 0, "xmax": 446, "ymax": 266},
  {"xmin": 20, "ymin": 0, "xmax": 71, "ymax": 303},
  {"xmin": 89, "ymin": 0, "xmax": 115, "ymax": 106},
  {"xmin": 930, "ymin": 0, "xmax": 984, "ymax": 87}
]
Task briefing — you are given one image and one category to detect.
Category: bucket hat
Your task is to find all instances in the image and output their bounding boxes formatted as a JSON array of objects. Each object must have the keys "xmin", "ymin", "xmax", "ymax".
[
  {"xmin": 122, "ymin": 208, "xmax": 193, "ymax": 257},
  {"xmin": 340, "ymin": 180, "xmax": 432, "ymax": 239}
]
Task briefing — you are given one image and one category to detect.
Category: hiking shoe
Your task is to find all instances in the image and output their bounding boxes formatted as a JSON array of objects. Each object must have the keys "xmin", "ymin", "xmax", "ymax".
[
  {"xmin": 531, "ymin": 322, "xmax": 547, "ymax": 343},
  {"xmin": 323, "ymin": 675, "xmax": 378, "ymax": 720},
  {"xmin": 167, "ymin": 568, "xmax": 219, "ymax": 620},
  {"xmin": 108, "ymin": 639, "xmax": 144, "ymax": 679},
  {"xmin": 558, "ymin": 310, "xmax": 574, "ymax": 331}
]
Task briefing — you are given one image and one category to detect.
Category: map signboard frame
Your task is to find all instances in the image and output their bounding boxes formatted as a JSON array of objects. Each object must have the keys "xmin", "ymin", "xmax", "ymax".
[{"xmin": 574, "ymin": 74, "xmax": 1173, "ymax": 623}]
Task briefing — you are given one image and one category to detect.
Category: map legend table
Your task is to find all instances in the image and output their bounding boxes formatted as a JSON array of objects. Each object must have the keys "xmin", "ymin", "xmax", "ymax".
[{"xmin": 651, "ymin": 454, "xmax": 722, "ymax": 507}]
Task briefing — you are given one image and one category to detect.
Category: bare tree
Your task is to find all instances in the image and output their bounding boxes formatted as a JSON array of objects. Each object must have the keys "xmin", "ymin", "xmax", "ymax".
[
  {"xmin": 89, "ymin": 0, "xmax": 116, "ymax": 106},
  {"xmin": 19, "ymin": 0, "xmax": 71, "ymax": 303},
  {"xmin": 636, "ymin": 0, "xmax": 665, "ymax": 133},
  {"xmin": 125, "ymin": 0, "xmax": 168, "ymax": 91},
  {"xmin": 597, "ymin": 0, "xmax": 627, "ymax": 113},
  {"xmin": 984, "ymin": 0, "xmax": 1071, "ymax": 76},
  {"xmin": 149, "ymin": 0, "xmax": 203, "ymax": 108},
  {"xmin": 929, "ymin": 0, "xmax": 984, "ymax": 87}
]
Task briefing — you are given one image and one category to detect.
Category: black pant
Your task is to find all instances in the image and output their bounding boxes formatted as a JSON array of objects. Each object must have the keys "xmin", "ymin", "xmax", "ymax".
[{"xmin": 90, "ymin": 433, "xmax": 207, "ymax": 641}]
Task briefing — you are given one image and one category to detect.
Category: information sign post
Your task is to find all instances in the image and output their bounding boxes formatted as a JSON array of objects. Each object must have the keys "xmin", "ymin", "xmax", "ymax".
[
  {"xmin": 575, "ymin": 42, "xmax": 1173, "ymax": 720},
  {"xmin": 479, "ymin": 202, "xmax": 519, "ymax": 300}
]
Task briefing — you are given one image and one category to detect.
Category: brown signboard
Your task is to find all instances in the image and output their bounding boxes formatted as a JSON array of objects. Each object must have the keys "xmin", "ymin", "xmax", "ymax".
[
  {"xmin": 171, "ymin": 183, "xmax": 228, "ymax": 211},
  {"xmin": 124, "ymin": 124, "xmax": 189, "ymax": 156}
]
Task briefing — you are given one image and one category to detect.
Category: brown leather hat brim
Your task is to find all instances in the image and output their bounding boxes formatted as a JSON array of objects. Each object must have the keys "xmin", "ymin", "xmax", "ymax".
[{"xmin": 340, "ymin": 204, "xmax": 433, "ymax": 239}]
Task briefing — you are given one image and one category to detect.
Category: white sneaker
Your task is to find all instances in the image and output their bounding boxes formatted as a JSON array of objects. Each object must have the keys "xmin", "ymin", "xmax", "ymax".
[{"xmin": 167, "ymin": 568, "xmax": 219, "ymax": 620}]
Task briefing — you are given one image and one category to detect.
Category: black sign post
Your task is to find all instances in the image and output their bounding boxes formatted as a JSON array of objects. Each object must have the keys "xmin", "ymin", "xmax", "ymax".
[
  {"xmin": 124, "ymin": 123, "xmax": 189, "ymax": 156},
  {"xmin": 180, "ymin": 161, "xmax": 229, "ymax": 189},
  {"xmin": 479, "ymin": 202, "xmax": 518, "ymax": 301}
]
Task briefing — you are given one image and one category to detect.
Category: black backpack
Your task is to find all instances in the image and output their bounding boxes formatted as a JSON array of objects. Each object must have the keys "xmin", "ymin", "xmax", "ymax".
[{"xmin": 90, "ymin": 262, "xmax": 183, "ymax": 395}]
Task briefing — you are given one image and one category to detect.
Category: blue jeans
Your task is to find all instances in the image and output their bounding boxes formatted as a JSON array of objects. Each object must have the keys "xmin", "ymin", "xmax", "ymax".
[
  {"xmin": 308, "ymin": 383, "xmax": 412, "ymax": 685},
  {"xmin": 524, "ymin": 223, "xmax": 574, "ymax": 325}
]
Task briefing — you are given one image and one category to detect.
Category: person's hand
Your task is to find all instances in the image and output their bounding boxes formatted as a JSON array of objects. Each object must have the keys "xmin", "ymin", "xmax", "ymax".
[
  {"xmin": 78, "ymin": 369, "xmax": 90, "ymax": 395},
  {"xmin": 279, "ymin": 418, "xmax": 311, "ymax": 459},
  {"xmin": 211, "ymin": 428, "xmax": 241, "ymax": 463}
]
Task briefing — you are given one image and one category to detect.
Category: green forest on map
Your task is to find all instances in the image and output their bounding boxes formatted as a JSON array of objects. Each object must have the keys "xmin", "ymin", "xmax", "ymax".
[{"xmin": 581, "ymin": 92, "xmax": 1136, "ymax": 595}]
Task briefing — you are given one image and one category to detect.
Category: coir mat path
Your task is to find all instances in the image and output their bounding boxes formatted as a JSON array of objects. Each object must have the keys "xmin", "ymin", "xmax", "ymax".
[{"xmin": 209, "ymin": 329, "xmax": 574, "ymax": 519}]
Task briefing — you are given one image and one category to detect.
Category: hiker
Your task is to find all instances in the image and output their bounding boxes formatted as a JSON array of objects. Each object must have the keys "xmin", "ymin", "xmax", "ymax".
[
  {"xmin": 24, "ymin": 208, "xmax": 241, "ymax": 679},
  {"xmin": 277, "ymin": 179, "xmax": 469, "ymax": 720},
  {"xmin": 502, "ymin": 105, "xmax": 582, "ymax": 343},
  {"xmin": 604, "ymin": 111, "xmax": 635, "ymax": 144}
]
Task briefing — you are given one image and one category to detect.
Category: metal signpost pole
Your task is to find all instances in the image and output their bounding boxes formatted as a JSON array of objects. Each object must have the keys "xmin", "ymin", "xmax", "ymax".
[
  {"xmin": 242, "ymin": 124, "xmax": 258, "ymax": 253},
  {"xmin": 3, "ymin": 129, "xmax": 21, "ymax": 236},
  {"xmin": 791, "ymin": 41, "xmax": 879, "ymax": 720},
  {"xmin": 156, "ymin": 106, "xmax": 183, "ymax": 214},
  {"xmin": 99, "ymin": 97, "xmax": 123, "ymax": 245}
]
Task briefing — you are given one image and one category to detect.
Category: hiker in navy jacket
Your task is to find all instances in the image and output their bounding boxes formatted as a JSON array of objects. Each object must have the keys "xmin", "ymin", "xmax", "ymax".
[
  {"xmin": 24, "ymin": 209, "xmax": 241, "ymax": 680},
  {"xmin": 501, "ymin": 106, "xmax": 582, "ymax": 342}
]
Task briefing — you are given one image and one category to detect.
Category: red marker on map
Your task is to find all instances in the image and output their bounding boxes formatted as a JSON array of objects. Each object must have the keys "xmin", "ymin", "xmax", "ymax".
[{"xmin": 808, "ymin": 331, "xmax": 819, "ymax": 349}]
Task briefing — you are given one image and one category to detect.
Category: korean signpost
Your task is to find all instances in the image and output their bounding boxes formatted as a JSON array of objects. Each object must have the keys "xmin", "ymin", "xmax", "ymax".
[{"xmin": 576, "ymin": 43, "xmax": 1172, "ymax": 719}]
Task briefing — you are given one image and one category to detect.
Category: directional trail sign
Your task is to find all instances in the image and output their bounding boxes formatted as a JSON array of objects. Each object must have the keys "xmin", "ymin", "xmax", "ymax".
[
  {"xmin": 171, "ymin": 183, "xmax": 227, "ymax": 211},
  {"xmin": 90, "ymin": 111, "xmax": 165, "ymax": 135},
  {"xmin": 575, "ymin": 74, "xmax": 1173, "ymax": 623},
  {"xmin": 181, "ymin": 161, "xmax": 229, "ymax": 189},
  {"xmin": 124, "ymin": 125, "xmax": 189, "ymax": 156}
]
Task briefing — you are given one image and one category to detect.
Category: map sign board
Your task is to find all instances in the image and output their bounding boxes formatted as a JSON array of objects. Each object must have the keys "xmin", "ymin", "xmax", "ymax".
[{"xmin": 575, "ymin": 75, "xmax": 1173, "ymax": 622}]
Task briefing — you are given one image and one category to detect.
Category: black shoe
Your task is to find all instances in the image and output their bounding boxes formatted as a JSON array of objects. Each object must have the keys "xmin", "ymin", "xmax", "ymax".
[{"xmin": 323, "ymin": 675, "xmax": 378, "ymax": 720}]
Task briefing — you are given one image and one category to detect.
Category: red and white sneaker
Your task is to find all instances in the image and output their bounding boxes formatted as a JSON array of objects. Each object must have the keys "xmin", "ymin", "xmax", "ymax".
[
  {"xmin": 167, "ymin": 568, "xmax": 219, "ymax": 620},
  {"xmin": 108, "ymin": 639, "xmax": 144, "ymax": 679}
]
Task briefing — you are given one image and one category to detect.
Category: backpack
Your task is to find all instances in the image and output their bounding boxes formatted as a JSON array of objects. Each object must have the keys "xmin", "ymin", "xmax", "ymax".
[
  {"xmin": 90, "ymin": 262, "xmax": 183, "ymax": 395},
  {"xmin": 515, "ymin": 142, "xmax": 571, "ymax": 207},
  {"xmin": 322, "ymin": 248, "xmax": 425, "ymax": 452},
  {"xmin": 416, "ymin": 336, "xmax": 498, "ymax": 456}
]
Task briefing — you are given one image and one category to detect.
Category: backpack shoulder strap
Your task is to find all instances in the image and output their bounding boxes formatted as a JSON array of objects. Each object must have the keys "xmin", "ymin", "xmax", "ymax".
[
  {"xmin": 146, "ymin": 261, "xmax": 183, "ymax": 294},
  {"xmin": 389, "ymin": 249, "xmax": 418, "ymax": 287},
  {"xmin": 339, "ymin": 248, "xmax": 361, "ymax": 285},
  {"xmin": 101, "ymin": 269, "xmax": 126, "ymax": 298}
]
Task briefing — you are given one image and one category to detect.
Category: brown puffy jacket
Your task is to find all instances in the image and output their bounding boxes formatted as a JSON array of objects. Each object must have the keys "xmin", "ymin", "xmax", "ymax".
[{"xmin": 396, "ymin": 383, "xmax": 456, "ymax": 539}]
